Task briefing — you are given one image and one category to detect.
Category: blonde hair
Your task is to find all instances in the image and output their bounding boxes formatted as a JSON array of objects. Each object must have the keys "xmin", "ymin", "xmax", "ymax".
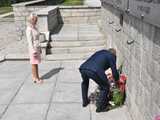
[{"xmin": 27, "ymin": 13, "xmax": 38, "ymax": 24}]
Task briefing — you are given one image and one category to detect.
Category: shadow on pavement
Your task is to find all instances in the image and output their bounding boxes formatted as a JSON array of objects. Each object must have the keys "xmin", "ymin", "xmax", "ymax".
[{"xmin": 41, "ymin": 67, "xmax": 64, "ymax": 79}]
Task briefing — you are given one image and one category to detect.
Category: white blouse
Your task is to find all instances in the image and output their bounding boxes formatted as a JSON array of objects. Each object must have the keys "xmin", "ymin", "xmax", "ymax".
[{"xmin": 26, "ymin": 26, "xmax": 41, "ymax": 53}]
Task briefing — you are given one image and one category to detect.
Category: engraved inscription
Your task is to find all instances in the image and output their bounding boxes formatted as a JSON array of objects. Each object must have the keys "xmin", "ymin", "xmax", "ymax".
[
  {"xmin": 115, "ymin": 0, "xmax": 122, "ymax": 5},
  {"xmin": 137, "ymin": 5, "xmax": 151, "ymax": 14},
  {"xmin": 135, "ymin": 0, "xmax": 160, "ymax": 3},
  {"xmin": 129, "ymin": 0, "xmax": 160, "ymax": 27},
  {"xmin": 102, "ymin": 0, "xmax": 128, "ymax": 11}
]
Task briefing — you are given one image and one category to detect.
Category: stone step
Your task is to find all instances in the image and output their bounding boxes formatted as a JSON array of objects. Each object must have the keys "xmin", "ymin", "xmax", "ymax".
[
  {"xmin": 51, "ymin": 33, "xmax": 104, "ymax": 41},
  {"xmin": 50, "ymin": 45, "xmax": 106, "ymax": 54},
  {"xmin": 50, "ymin": 40, "xmax": 106, "ymax": 48},
  {"xmin": 46, "ymin": 52, "xmax": 94, "ymax": 61}
]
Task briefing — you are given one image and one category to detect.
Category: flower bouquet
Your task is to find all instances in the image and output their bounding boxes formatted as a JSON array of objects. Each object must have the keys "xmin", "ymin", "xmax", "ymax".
[
  {"xmin": 106, "ymin": 67, "xmax": 127, "ymax": 109},
  {"xmin": 89, "ymin": 66, "xmax": 127, "ymax": 110},
  {"xmin": 109, "ymin": 74, "xmax": 127, "ymax": 109}
]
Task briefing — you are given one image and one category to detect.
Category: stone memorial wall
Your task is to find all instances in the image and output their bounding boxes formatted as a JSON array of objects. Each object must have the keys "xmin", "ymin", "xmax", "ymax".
[
  {"xmin": 129, "ymin": 0, "xmax": 160, "ymax": 27},
  {"xmin": 101, "ymin": 1, "xmax": 160, "ymax": 120},
  {"xmin": 101, "ymin": 0, "xmax": 128, "ymax": 11}
]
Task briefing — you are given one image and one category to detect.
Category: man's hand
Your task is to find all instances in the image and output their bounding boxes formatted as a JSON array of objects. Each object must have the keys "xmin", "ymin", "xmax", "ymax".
[
  {"xmin": 105, "ymin": 68, "xmax": 114, "ymax": 81},
  {"xmin": 107, "ymin": 73, "xmax": 114, "ymax": 81}
]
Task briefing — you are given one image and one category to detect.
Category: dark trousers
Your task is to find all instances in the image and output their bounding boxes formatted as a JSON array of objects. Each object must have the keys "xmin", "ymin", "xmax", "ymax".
[{"xmin": 79, "ymin": 69, "xmax": 110, "ymax": 109}]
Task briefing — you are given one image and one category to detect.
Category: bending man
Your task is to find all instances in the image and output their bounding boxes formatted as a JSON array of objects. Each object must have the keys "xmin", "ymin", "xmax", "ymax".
[{"xmin": 79, "ymin": 48, "xmax": 119, "ymax": 112}]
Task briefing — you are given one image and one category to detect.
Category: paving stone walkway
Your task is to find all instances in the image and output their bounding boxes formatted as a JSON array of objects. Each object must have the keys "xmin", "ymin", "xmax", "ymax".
[
  {"xmin": 0, "ymin": 21, "xmax": 18, "ymax": 51},
  {"xmin": 0, "ymin": 60, "xmax": 132, "ymax": 120}
]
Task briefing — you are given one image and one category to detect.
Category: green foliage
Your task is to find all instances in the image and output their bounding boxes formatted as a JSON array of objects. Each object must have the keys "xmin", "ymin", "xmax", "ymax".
[
  {"xmin": 0, "ymin": 0, "xmax": 83, "ymax": 7},
  {"xmin": 111, "ymin": 88, "xmax": 124, "ymax": 106},
  {"xmin": 0, "ymin": 7, "xmax": 13, "ymax": 14},
  {"xmin": 0, "ymin": 0, "xmax": 11, "ymax": 7},
  {"xmin": 62, "ymin": 0, "xmax": 83, "ymax": 5},
  {"xmin": 0, "ymin": 0, "xmax": 34, "ymax": 7}
]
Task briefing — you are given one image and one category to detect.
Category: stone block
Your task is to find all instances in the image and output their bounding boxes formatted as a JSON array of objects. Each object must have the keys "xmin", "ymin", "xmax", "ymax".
[
  {"xmin": 71, "ymin": 11, "xmax": 84, "ymax": 17},
  {"xmin": 134, "ymin": 42, "xmax": 142, "ymax": 63},
  {"xmin": 0, "ymin": 105, "xmax": 7, "ymax": 118},
  {"xmin": 51, "ymin": 33, "xmax": 77, "ymax": 41},
  {"xmin": 123, "ymin": 14, "xmax": 131, "ymax": 36},
  {"xmin": 12, "ymin": 82, "xmax": 54, "ymax": 104},
  {"xmin": 143, "ymin": 35, "xmax": 153, "ymax": 52},
  {"xmin": 92, "ymin": 105, "xmax": 131, "ymax": 120},
  {"xmin": 129, "ymin": 17, "xmax": 141, "ymax": 43},
  {"xmin": 47, "ymin": 103, "xmax": 90, "ymax": 120},
  {"xmin": 84, "ymin": 11, "xmax": 99, "ymax": 17},
  {"xmin": 152, "ymin": 43, "xmax": 160, "ymax": 65},
  {"xmin": 52, "ymin": 83, "xmax": 81, "ymax": 102},
  {"xmin": 60, "ymin": 11, "xmax": 72, "ymax": 17},
  {"xmin": 142, "ymin": 21, "xmax": 155, "ymax": 41},
  {"xmin": 38, "ymin": 61, "xmax": 61, "ymax": 71},
  {"xmin": 152, "ymin": 60, "xmax": 160, "ymax": 84},
  {"xmin": 143, "ymin": 112, "xmax": 152, "ymax": 120},
  {"xmin": 57, "ymin": 69, "xmax": 81, "ymax": 83},
  {"xmin": 61, "ymin": 60, "xmax": 84, "ymax": 70},
  {"xmin": 153, "ymin": 26, "xmax": 160, "ymax": 46},
  {"xmin": 1, "ymin": 104, "xmax": 48, "ymax": 120},
  {"xmin": 150, "ymin": 102, "xmax": 160, "ymax": 120},
  {"xmin": 129, "ymin": 101, "xmax": 144, "ymax": 120},
  {"xmin": 141, "ymin": 69, "xmax": 152, "ymax": 92},
  {"xmin": 141, "ymin": 50, "xmax": 151, "ymax": 71},
  {"xmin": 147, "ymin": 59, "xmax": 160, "ymax": 82},
  {"xmin": 0, "ymin": 87, "xmax": 20, "ymax": 105},
  {"xmin": 151, "ymin": 80, "xmax": 160, "ymax": 108}
]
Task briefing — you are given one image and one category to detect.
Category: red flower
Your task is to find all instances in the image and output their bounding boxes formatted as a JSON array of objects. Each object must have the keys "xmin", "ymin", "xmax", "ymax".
[{"xmin": 118, "ymin": 74, "xmax": 127, "ymax": 93}]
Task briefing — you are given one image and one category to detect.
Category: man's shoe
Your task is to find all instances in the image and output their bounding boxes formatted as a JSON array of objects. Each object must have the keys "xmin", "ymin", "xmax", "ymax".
[
  {"xmin": 82, "ymin": 100, "xmax": 90, "ymax": 107},
  {"xmin": 96, "ymin": 106, "xmax": 110, "ymax": 113}
]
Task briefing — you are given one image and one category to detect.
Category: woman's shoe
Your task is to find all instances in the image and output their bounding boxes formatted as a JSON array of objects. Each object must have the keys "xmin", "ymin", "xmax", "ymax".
[
  {"xmin": 32, "ymin": 77, "xmax": 43, "ymax": 84},
  {"xmin": 35, "ymin": 79, "xmax": 43, "ymax": 84}
]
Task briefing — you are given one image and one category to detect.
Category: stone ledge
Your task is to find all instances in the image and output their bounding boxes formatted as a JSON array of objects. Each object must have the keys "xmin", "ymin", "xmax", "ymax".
[
  {"xmin": 59, "ymin": 5, "xmax": 101, "ymax": 9},
  {"xmin": 0, "ymin": 54, "xmax": 5, "ymax": 62},
  {"xmin": 46, "ymin": 53, "xmax": 92, "ymax": 61},
  {"xmin": 34, "ymin": 6, "xmax": 58, "ymax": 15},
  {"xmin": 5, "ymin": 54, "xmax": 29, "ymax": 60},
  {"xmin": 0, "ymin": 12, "xmax": 14, "ymax": 18},
  {"xmin": 12, "ymin": 0, "xmax": 45, "ymax": 7}
]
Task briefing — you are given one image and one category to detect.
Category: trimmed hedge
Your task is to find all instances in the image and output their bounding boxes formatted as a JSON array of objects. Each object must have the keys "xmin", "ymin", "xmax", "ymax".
[
  {"xmin": 0, "ymin": 0, "xmax": 83, "ymax": 7},
  {"xmin": 0, "ymin": 0, "xmax": 11, "ymax": 7},
  {"xmin": 0, "ymin": 0, "xmax": 33, "ymax": 7},
  {"xmin": 62, "ymin": 0, "xmax": 83, "ymax": 5}
]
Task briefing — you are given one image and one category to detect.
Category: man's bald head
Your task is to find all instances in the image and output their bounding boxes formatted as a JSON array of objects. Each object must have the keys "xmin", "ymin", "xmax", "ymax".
[{"xmin": 108, "ymin": 48, "xmax": 117, "ymax": 56}]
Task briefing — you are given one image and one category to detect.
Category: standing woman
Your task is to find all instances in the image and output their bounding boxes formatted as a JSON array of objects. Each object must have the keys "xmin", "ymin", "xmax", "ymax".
[{"xmin": 26, "ymin": 13, "xmax": 43, "ymax": 84}]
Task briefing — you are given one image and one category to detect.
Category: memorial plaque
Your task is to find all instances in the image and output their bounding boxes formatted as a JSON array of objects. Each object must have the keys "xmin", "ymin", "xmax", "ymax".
[
  {"xmin": 114, "ymin": 0, "xmax": 128, "ymax": 10},
  {"xmin": 101, "ymin": 0, "xmax": 115, "ymax": 7},
  {"xmin": 129, "ymin": 0, "xmax": 160, "ymax": 27},
  {"xmin": 102, "ymin": 0, "xmax": 128, "ymax": 11}
]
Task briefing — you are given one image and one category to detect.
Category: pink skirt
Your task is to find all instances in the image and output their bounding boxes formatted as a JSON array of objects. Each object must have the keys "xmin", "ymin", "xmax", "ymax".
[{"xmin": 29, "ymin": 52, "xmax": 41, "ymax": 64}]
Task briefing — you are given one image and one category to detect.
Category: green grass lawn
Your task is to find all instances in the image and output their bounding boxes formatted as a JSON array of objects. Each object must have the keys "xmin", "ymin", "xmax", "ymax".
[
  {"xmin": 0, "ymin": 7, "xmax": 13, "ymax": 15},
  {"xmin": 62, "ymin": 0, "xmax": 83, "ymax": 5}
]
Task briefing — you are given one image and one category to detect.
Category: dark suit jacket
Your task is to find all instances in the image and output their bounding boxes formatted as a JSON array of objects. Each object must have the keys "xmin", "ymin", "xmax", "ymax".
[{"xmin": 79, "ymin": 50, "xmax": 119, "ymax": 81}]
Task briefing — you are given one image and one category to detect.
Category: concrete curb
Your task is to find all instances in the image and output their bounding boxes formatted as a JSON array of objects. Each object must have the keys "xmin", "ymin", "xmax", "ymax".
[
  {"xmin": 0, "ymin": 55, "xmax": 5, "ymax": 62},
  {"xmin": 5, "ymin": 54, "xmax": 29, "ymax": 61},
  {"xmin": 0, "ymin": 12, "xmax": 14, "ymax": 18}
]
